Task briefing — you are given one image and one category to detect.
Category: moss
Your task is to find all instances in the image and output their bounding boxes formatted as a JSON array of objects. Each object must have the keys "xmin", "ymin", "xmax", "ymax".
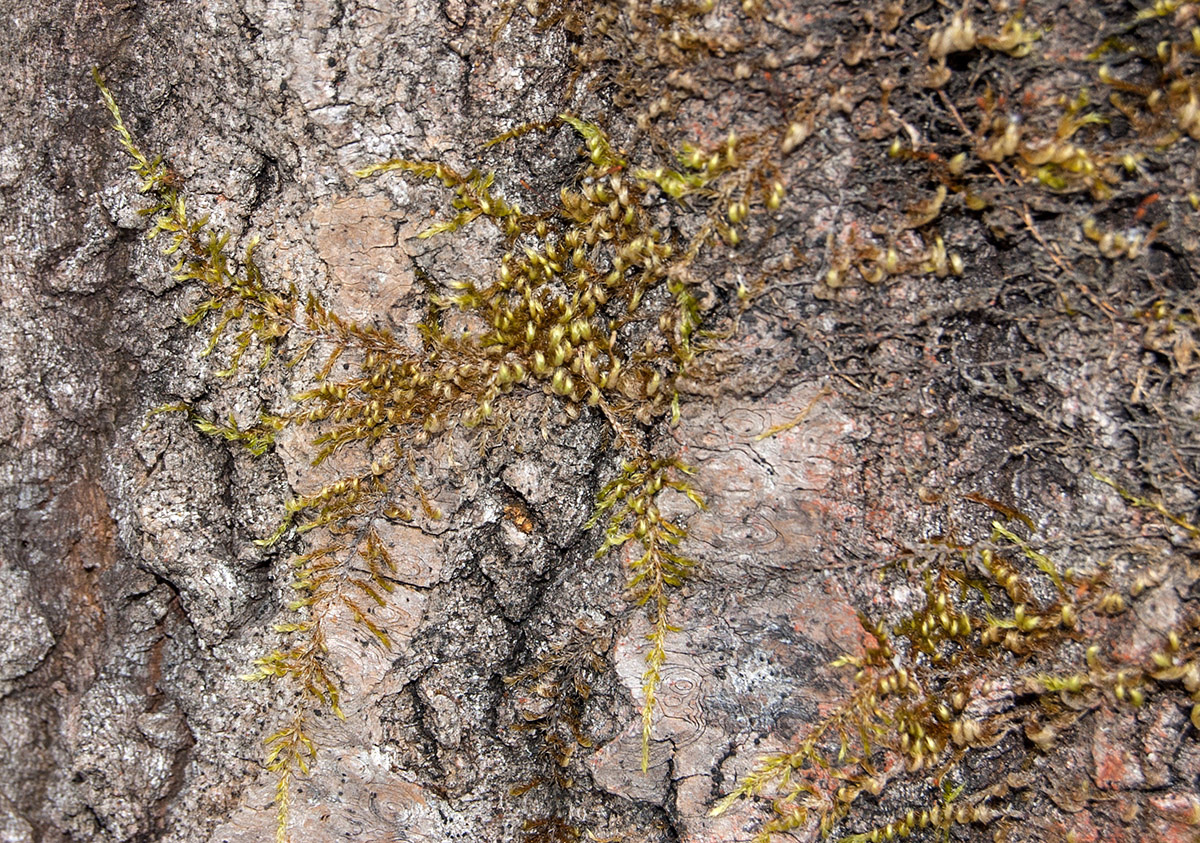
[
  {"xmin": 587, "ymin": 455, "xmax": 704, "ymax": 770},
  {"xmin": 504, "ymin": 620, "xmax": 613, "ymax": 837},
  {"xmin": 712, "ymin": 514, "xmax": 1200, "ymax": 842},
  {"xmin": 95, "ymin": 54, "xmax": 759, "ymax": 837}
]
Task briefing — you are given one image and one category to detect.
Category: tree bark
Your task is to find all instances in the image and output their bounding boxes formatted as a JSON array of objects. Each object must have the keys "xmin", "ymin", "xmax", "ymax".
[{"xmin": 3, "ymin": 2, "xmax": 1199, "ymax": 843}]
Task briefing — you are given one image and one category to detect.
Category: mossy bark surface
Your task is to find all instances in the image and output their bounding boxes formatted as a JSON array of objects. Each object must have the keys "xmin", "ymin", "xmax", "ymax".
[{"xmin": 3, "ymin": 2, "xmax": 1200, "ymax": 843}]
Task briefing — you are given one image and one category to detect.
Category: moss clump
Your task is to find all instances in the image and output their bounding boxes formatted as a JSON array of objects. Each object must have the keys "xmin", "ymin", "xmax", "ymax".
[
  {"xmin": 712, "ymin": 510, "xmax": 1200, "ymax": 842},
  {"xmin": 503, "ymin": 620, "xmax": 612, "ymax": 839},
  {"xmin": 587, "ymin": 455, "xmax": 704, "ymax": 770},
  {"xmin": 96, "ymin": 57, "xmax": 769, "ymax": 836}
]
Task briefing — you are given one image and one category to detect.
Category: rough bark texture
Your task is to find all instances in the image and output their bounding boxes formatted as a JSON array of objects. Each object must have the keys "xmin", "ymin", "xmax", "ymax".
[{"xmin": 4, "ymin": 2, "xmax": 1200, "ymax": 843}]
